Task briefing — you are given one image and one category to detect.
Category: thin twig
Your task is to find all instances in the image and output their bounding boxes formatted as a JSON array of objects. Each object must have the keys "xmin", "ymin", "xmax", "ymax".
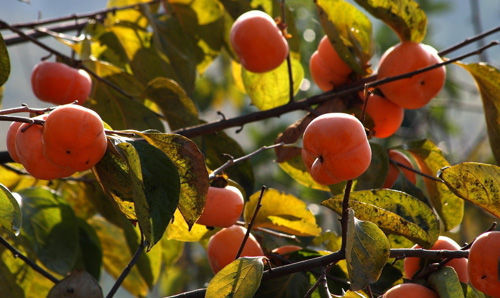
[
  {"xmin": 0, "ymin": 105, "xmax": 54, "ymax": 115},
  {"xmin": 209, "ymin": 143, "xmax": 284, "ymax": 180},
  {"xmin": 0, "ymin": 235, "xmax": 60, "ymax": 284},
  {"xmin": 304, "ymin": 267, "xmax": 327, "ymax": 298},
  {"xmin": 279, "ymin": 0, "xmax": 294, "ymax": 103},
  {"xmin": 390, "ymin": 159, "xmax": 443, "ymax": 182},
  {"xmin": 235, "ymin": 221, "xmax": 300, "ymax": 241},
  {"xmin": 439, "ymin": 25, "xmax": 500, "ymax": 56},
  {"xmin": 469, "ymin": 0, "xmax": 488, "ymax": 62},
  {"xmin": 340, "ymin": 180, "xmax": 353, "ymax": 252},
  {"xmin": 106, "ymin": 239, "xmax": 146, "ymax": 298},
  {"xmin": 0, "ymin": 115, "xmax": 42, "ymax": 125},
  {"xmin": 235, "ymin": 186, "xmax": 266, "ymax": 259}
]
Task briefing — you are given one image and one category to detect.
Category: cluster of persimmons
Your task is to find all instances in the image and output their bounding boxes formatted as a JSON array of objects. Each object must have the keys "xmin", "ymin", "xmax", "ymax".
[{"xmin": 197, "ymin": 9, "xmax": 500, "ymax": 297}]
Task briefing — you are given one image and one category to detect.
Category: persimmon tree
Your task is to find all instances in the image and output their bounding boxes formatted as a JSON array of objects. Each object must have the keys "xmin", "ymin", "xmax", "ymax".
[{"xmin": 0, "ymin": 0, "xmax": 499, "ymax": 297}]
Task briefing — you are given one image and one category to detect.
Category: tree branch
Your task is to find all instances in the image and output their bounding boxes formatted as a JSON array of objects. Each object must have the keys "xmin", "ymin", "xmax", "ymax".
[{"xmin": 235, "ymin": 186, "xmax": 266, "ymax": 259}]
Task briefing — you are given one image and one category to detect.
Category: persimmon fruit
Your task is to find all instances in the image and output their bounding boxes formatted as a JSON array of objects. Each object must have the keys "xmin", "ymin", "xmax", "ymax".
[
  {"xmin": 383, "ymin": 283, "xmax": 438, "ymax": 298},
  {"xmin": 15, "ymin": 115, "xmax": 75, "ymax": 180},
  {"xmin": 271, "ymin": 245, "xmax": 302, "ymax": 256},
  {"xmin": 31, "ymin": 61, "xmax": 92, "ymax": 105},
  {"xmin": 196, "ymin": 186, "xmax": 244, "ymax": 228},
  {"xmin": 301, "ymin": 113, "xmax": 372, "ymax": 185},
  {"xmin": 42, "ymin": 105, "xmax": 107, "ymax": 171},
  {"xmin": 404, "ymin": 236, "xmax": 469, "ymax": 283},
  {"xmin": 468, "ymin": 231, "xmax": 500, "ymax": 297},
  {"xmin": 362, "ymin": 93, "xmax": 404, "ymax": 138},
  {"xmin": 383, "ymin": 149, "xmax": 416, "ymax": 188},
  {"xmin": 206, "ymin": 225, "xmax": 264, "ymax": 273},
  {"xmin": 230, "ymin": 10, "xmax": 288, "ymax": 73},
  {"xmin": 377, "ymin": 42, "xmax": 446, "ymax": 109},
  {"xmin": 7, "ymin": 121, "xmax": 23, "ymax": 162},
  {"xmin": 317, "ymin": 35, "xmax": 352, "ymax": 77}
]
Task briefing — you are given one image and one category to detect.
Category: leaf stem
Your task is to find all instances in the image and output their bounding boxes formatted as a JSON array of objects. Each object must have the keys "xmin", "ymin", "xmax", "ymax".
[{"xmin": 235, "ymin": 186, "xmax": 266, "ymax": 259}]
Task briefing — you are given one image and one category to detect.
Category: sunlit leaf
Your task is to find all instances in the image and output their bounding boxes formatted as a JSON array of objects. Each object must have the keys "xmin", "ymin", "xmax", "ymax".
[
  {"xmin": 244, "ymin": 188, "xmax": 321, "ymax": 236},
  {"xmin": 322, "ymin": 189, "xmax": 439, "ymax": 247},
  {"xmin": 407, "ymin": 139, "xmax": 464, "ymax": 231},
  {"xmin": 165, "ymin": 209, "xmax": 211, "ymax": 242},
  {"xmin": 345, "ymin": 209, "xmax": 390, "ymax": 290},
  {"xmin": 48, "ymin": 271, "xmax": 103, "ymax": 298},
  {"xmin": 19, "ymin": 187, "xmax": 79, "ymax": 275},
  {"xmin": 312, "ymin": 231, "xmax": 342, "ymax": 252},
  {"xmin": 278, "ymin": 153, "xmax": 330, "ymax": 192},
  {"xmin": 0, "ymin": 236, "xmax": 35, "ymax": 297},
  {"xmin": 136, "ymin": 131, "xmax": 208, "ymax": 229},
  {"xmin": 106, "ymin": 0, "xmax": 155, "ymax": 28},
  {"xmin": 353, "ymin": 0, "xmax": 427, "ymax": 42},
  {"xmin": 458, "ymin": 63, "xmax": 500, "ymax": 164},
  {"xmin": 0, "ymin": 33, "xmax": 10, "ymax": 86},
  {"xmin": 242, "ymin": 57, "xmax": 303, "ymax": 110},
  {"xmin": 0, "ymin": 184, "xmax": 21, "ymax": 235},
  {"xmin": 315, "ymin": 0, "xmax": 372, "ymax": 75},
  {"xmin": 428, "ymin": 266, "xmax": 465, "ymax": 298},
  {"xmin": 439, "ymin": 162, "xmax": 500, "ymax": 218},
  {"xmin": 206, "ymin": 257, "xmax": 264, "ymax": 298}
]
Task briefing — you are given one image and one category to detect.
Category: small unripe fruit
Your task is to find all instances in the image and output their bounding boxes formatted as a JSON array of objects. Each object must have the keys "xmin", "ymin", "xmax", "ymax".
[
  {"xmin": 302, "ymin": 113, "xmax": 372, "ymax": 185},
  {"xmin": 230, "ymin": 10, "xmax": 289, "ymax": 73},
  {"xmin": 31, "ymin": 61, "xmax": 92, "ymax": 105},
  {"xmin": 196, "ymin": 186, "xmax": 244, "ymax": 227},
  {"xmin": 206, "ymin": 225, "xmax": 264, "ymax": 273}
]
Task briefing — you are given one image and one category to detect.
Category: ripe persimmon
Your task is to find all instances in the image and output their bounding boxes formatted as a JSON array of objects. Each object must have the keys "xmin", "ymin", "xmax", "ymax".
[
  {"xmin": 206, "ymin": 225, "xmax": 264, "ymax": 273},
  {"xmin": 301, "ymin": 113, "xmax": 372, "ymax": 185},
  {"xmin": 404, "ymin": 236, "xmax": 469, "ymax": 283},
  {"xmin": 362, "ymin": 93, "xmax": 404, "ymax": 138},
  {"xmin": 383, "ymin": 150, "xmax": 417, "ymax": 188},
  {"xmin": 230, "ymin": 10, "xmax": 288, "ymax": 73},
  {"xmin": 468, "ymin": 231, "xmax": 500, "ymax": 297},
  {"xmin": 15, "ymin": 115, "xmax": 75, "ymax": 180},
  {"xmin": 383, "ymin": 283, "xmax": 438, "ymax": 298},
  {"xmin": 31, "ymin": 61, "xmax": 92, "ymax": 105},
  {"xmin": 196, "ymin": 186, "xmax": 244, "ymax": 228},
  {"xmin": 42, "ymin": 105, "xmax": 107, "ymax": 171},
  {"xmin": 317, "ymin": 36, "xmax": 352, "ymax": 78},
  {"xmin": 377, "ymin": 42, "xmax": 446, "ymax": 109},
  {"xmin": 7, "ymin": 121, "xmax": 23, "ymax": 162}
]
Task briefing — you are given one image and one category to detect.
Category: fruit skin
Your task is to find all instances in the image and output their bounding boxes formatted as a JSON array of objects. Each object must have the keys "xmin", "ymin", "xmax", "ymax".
[
  {"xmin": 377, "ymin": 42, "xmax": 446, "ymax": 109},
  {"xmin": 362, "ymin": 93, "xmax": 404, "ymax": 138},
  {"xmin": 31, "ymin": 61, "xmax": 92, "ymax": 105},
  {"xmin": 404, "ymin": 236, "xmax": 469, "ymax": 283},
  {"xmin": 301, "ymin": 113, "xmax": 372, "ymax": 185},
  {"xmin": 42, "ymin": 105, "xmax": 107, "ymax": 172},
  {"xmin": 206, "ymin": 225, "xmax": 264, "ymax": 273},
  {"xmin": 196, "ymin": 186, "xmax": 244, "ymax": 228},
  {"xmin": 15, "ymin": 115, "xmax": 75, "ymax": 180},
  {"xmin": 271, "ymin": 245, "xmax": 301, "ymax": 255},
  {"xmin": 383, "ymin": 149, "xmax": 416, "ymax": 188},
  {"xmin": 468, "ymin": 231, "xmax": 500, "ymax": 297},
  {"xmin": 7, "ymin": 121, "xmax": 23, "ymax": 162},
  {"xmin": 309, "ymin": 36, "xmax": 351, "ymax": 91},
  {"xmin": 383, "ymin": 283, "xmax": 438, "ymax": 298},
  {"xmin": 230, "ymin": 10, "xmax": 288, "ymax": 73}
]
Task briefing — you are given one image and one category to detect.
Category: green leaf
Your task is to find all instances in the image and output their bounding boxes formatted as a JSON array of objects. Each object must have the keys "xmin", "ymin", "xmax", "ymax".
[
  {"xmin": 241, "ymin": 57, "xmax": 304, "ymax": 110},
  {"xmin": 315, "ymin": 0, "xmax": 372, "ymax": 75},
  {"xmin": 144, "ymin": 78, "xmax": 200, "ymax": 130},
  {"xmin": 85, "ymin": 60, "xmax": 164, "ymax": 131},
  {"xmin": 136, "ymin": 131, "xmax": 208, "ymax": 229},
  {"xmin": 439, "ymin": 162, "xmax": 500, "ymax": 218},
  {"xmin": 0, "ymin": 236, "xmax": 35, "ymax": 297},
  {"xmin": 278, "ymin": 153, "xmax": 330, "ymax": 192},
  {"xmin": 244, "ymin": 188, "xmax": 321, "ymax": 236},
  {"xmin": 407, "ymin": 139, "xmax": 464, "ymax": 231},
  {"xmin": 428, "ymin": 266, "xmax": 465, "ymax": 298},
  {"xmin": 345, "ymin": 209, "xmax": 390, "ymax": 291},
  {"xmin": 19, "ymin": 187, "xmax": 79, "ymax": 275},
  {"xmin": 0, "ymin": 184, "xmax": 21, "ymax": 235},
  {"xmin": 355, "ymin": 143, "xmax": 389, "ymax": 190},
  {"xmin": 353, "ymin": 0, "xmax": 427, "ymax": 42},
  {"xmin": 457, "ymin": 63, "xmax": 500, "ymax": 164},
  {"xmin": 206, "ymin": 257, "xmax": 264, "ymax": 298},
  {"xmin": 48, "ymin": 271, "xmax": 103, "ymax": 298},
  {"xmin": 255, "ymin": 272, "xmax": 310, "ymax": 298},
  {"xmin": 75, "ymin": 218, "xmax": 102, "ymax": 280},
  {"xmin": 322, "ymin": 189, "xmax": 439, "ymax": 247},
  {"xmin": 0, "ymin": 33, "xmax": 10, "ymax": 86}
]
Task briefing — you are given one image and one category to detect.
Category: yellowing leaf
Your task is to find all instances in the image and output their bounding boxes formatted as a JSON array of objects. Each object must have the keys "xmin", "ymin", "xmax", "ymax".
[
  {"xmin": 322, "ymin": 189, "xmax": 439, "ymax": 248},
  {"xmin": 165, "ymin": 209, "xmax": 211, "ymax": 242},
  {"xmin": 346, "ymin": 209, "xmax": 390, "ymax": 291},
  {"xmin": 242, "ymin": 57, "xmax": 304, "ymax": 110},
  {"xmin": 407, "ymin": 139, "xmax": 464, "ymax": 231},
  {"xmin": 206, "ymin": 257, "xmax": 264, "ymax": 298},
  {"xmin": 244, "ymin": 188, "xmax": 321, "ymax": 236},
  {"xmin": 439, "ymin": 162, "xmax": 500, "ymax": 218},
  {"xmin": 315, "ymin": 0, "xmax": 373, "ymax": 75},
  {"xmin": 0, "ymin": 184, "xmax": 21, "ymax": 235},
  {"xmin": 0, "ymin": 33, "xmax": 10, "ymax": 86},
  {"xmin": 278, "ymin": 154, "xmax": 330, "ymax": 192},
  {"xmin": 354, "ymin": 0, "xmax": 427, "ymax": 42},
  {"xmin": 458, "ymin": 63, "xmax": 500, "ymax": 164}
]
